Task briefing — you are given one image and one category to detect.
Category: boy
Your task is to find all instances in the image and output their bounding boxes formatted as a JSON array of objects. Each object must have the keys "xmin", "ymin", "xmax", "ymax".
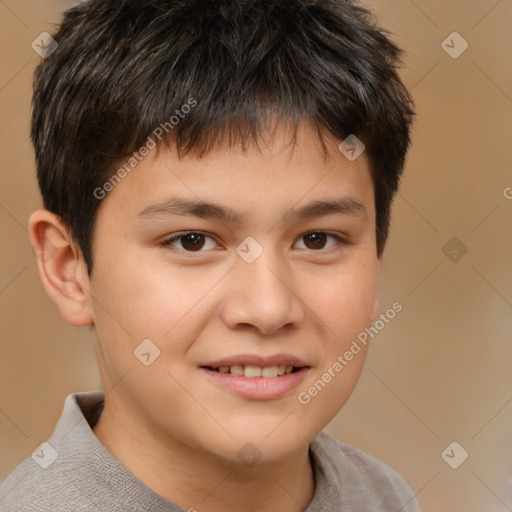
[{"xmin": 0, "ymin": 0, "xmax": 418, "ymax": 510}]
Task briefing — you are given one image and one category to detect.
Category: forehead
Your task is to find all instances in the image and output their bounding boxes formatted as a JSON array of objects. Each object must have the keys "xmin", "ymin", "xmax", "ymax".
[{"xmin": 96, "ymin": 121, "xmax": 375, "ymax": 227}]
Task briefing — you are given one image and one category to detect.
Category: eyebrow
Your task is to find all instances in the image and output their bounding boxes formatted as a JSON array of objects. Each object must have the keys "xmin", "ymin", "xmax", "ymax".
[{"xmin": 136, "ymin": 196, "xmax": 368, "ymax": 224}]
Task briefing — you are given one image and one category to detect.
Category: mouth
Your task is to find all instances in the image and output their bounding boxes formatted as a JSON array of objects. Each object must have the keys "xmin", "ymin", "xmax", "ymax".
[
  {"xmin": 201, "ymin": 364, "xmax": 303, "ymax": 378},
  {"xmin": 198, "ymin": 355, "xmax": 311, "ymax": 400}
]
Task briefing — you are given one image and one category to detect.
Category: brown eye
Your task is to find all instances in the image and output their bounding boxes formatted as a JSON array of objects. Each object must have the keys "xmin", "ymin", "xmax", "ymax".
[
  {"xmin": 163, "ymin": 232, "xmax": 217, "ymax": 252},
  {"xmin": 295, "ymin": 232, "xmax": 344, "ymax": 251},
  {"xmin": 180, "ymin": 233, "xmax": 206, "ymax": 251},
  {"xmin": 302, "ymin": 232, "xmax": 328, "ymax": 250}
]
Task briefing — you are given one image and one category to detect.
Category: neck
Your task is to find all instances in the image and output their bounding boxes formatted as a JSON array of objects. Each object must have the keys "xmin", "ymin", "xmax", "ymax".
[{"xmin": 93, "ymin": 395, "xmax": 315, "ymax": 512}]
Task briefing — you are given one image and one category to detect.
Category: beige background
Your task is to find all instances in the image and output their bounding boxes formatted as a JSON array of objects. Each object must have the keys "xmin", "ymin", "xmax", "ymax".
[{"xmin": 1, "ymin": 1, "xmax": 511, "ymax": 510}]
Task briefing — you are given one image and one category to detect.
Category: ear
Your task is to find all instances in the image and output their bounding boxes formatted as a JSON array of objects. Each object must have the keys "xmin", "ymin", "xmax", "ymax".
[
  {"xmin": 28, "ymin": 209, "xmax": 93, "ymax": 327},
  {"xmin": 370, "ymin": 253, "xmax": 384, "ymax": 323}
]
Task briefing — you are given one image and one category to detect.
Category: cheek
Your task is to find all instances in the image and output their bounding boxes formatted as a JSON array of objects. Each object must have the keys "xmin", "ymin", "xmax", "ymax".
[
  {"xmin": 303, "ymin": 259, "xmax": 378, "ymax": 342},
  {"xmin": 89, "ymin": 256, "xmax": 228, "ymax": 389},
  {"xmin": 301, "ymin": 259, "xmax": 377, "ymax": 422},
  {"xmin": 91, "ymin": 252, "xmax": 201, "ymax": 336},
  {"xmin": 302, "ymin": 352, "xmax": 367, "ymax": 435}
]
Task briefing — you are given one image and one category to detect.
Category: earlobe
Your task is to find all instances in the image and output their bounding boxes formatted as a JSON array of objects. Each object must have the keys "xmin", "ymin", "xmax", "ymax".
[{"xmin": 28, "ymin": 209, "xmax": 93, "ymax": 327}]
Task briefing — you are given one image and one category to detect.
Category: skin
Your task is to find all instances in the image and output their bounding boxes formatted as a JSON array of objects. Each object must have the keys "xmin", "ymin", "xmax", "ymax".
[{"xmin": 29, "ymin": 120, "xmax": 383, "ymax": 512}]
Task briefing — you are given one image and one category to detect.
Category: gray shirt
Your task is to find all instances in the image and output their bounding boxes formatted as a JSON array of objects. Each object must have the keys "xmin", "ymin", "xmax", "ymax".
[{"xmin": 0, "ymin": 391, "xmax": 420, "ymax": 511}]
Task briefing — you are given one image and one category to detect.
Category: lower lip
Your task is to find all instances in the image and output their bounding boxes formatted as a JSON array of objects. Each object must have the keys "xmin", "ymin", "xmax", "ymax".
[{"xmin": 200, "ymin": 367, "xmax": 310, "ymax": 400}]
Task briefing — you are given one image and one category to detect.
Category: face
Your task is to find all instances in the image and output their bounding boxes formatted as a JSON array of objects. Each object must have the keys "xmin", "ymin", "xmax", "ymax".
[{"xmin": 87, "ymin": 121, "xmax": 382, "ymax": 464}]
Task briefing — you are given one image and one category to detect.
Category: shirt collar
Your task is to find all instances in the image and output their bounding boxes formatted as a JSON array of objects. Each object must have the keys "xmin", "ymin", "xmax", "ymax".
[{"xmin": 53, "ymin": 391, "xmax": 339, "ymax": 511}]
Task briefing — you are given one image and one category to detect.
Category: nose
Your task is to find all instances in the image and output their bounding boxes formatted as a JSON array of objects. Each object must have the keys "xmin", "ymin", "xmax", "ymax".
[{"xmin": 220, "ymin": 248, "xmax": 305, "ymax": 336}]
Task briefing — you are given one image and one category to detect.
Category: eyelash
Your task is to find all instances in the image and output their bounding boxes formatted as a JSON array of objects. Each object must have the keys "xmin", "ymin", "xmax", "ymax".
[{"xmin": 160, "ymin": 231, "xmax": 348, "ymax": 254}]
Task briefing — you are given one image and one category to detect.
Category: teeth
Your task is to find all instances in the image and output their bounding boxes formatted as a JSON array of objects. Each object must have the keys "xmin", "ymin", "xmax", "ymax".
[
  {"xmin": 261, "ymin": 365, "xmax": 278, "ymax": 378},
  {"xmin": 230, "ymin": 365, "xmax": 244, "ymax": 376},
  {"xmin": 212, "ymin": 364, "xmax": 298, "ymax": 378},
  {"xmin": 244, "ymin": 365, "xmax": 262, "ymax": 378}
]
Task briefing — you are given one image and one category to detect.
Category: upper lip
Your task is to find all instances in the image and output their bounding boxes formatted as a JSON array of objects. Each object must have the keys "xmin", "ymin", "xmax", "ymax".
[{"xmin": 201, "ymin": 354, "xmax": 310, "ymax": 368}]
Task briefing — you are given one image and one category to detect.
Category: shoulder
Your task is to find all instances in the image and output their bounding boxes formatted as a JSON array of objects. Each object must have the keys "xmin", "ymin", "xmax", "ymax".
[
  {"xmin": 0, "ymin": 391, "xmax": 101, "ymax": 511},
  {"xmin": 0, "ymin": 391, "xmax": 183, "ymax": 512},
  {"xmin": 0, "ymin": 455, "xmax": 77, "ymax": 512},
  {"xmin": 310, "ymin": 431, "xmax": 420, "ymax": 511}
]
